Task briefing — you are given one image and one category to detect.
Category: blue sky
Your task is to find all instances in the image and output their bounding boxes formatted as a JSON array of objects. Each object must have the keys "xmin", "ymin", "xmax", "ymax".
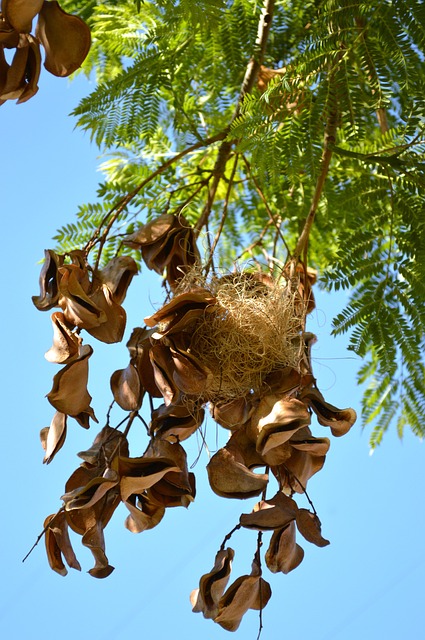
[{"xmin": 1, "ymin": 69, "xmax": 424, "ymax": 640}]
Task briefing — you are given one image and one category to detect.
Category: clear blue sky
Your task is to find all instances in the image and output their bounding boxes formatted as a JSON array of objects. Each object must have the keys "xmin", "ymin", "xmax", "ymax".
[{"xmin": 1, "ymin": 69, "xmax": 424, "ymax": 640}]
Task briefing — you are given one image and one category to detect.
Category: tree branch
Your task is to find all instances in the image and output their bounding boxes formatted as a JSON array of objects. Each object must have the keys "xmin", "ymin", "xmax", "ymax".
[
  {"xmin": 204, "ymin": 153, "xmax": 239, "ymax": 275},
  {"xmin": 293, "ymin": 88, "xmax": 338, "ymax": 261},
  {"xmin": 194, "ymin": 0, "xmax": 276, "ymax": 236},
  {"xmin": 241, "ymin": 154, "xmax": 291, "ymax": 257},
  {"xmin": 85, "ymin": 130, "xmax": 227, "ymax": 259},
  {"xmin": 22, "ymin": 507, "xmax": 65, "ymax": 564}
]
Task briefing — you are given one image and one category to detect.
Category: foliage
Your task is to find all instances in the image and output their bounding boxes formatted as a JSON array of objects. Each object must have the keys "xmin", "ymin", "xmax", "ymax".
[
  {"xmin": 52, "ymin": 0, "xmax": 425, "ymax": 447},
  {"xmin": 27, "ymin": 0, "xmax": 425, "ymax": 631}
]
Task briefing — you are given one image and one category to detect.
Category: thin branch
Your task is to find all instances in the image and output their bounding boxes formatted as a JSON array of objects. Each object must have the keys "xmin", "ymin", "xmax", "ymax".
[
  {"xmin": 194, "ymin": 140, "xmax": 233, "ymax": 236},
  {"xmin": 122, "ymin": 410, "xmax": 139, "ymax": 438},
  {"xmin": 190, "ymin": 420, "xmax": 210, "ymax": 469},
  {"xmin": 293, "ymin": 85, "xmax": 338, "ymax": 261},
  {"xmin": 194, "ymin": 0, "xmax": 276, "ymax": 236},
  {"xmin": 84, "ymin": 130, "xmax": 227, "ymax": 260},
  {"xmin": 239, "ymin": 0, "xmax": 276, "ymax": 99},
  {"xmin": 242, "ymin": 154, "xmax": 291, "ymax": 257},
  {"xmin": 235, "ymin": 218, "xmax": 274, "ymax": 262},
  {"xmin": 219, "ymin": 523, "xmax": 242, "ymax": 551},
  {"xmin": 22, "ymin": 506, "xmax": 65, "ymax": 563},
  {"xmin": 105, "ymin": 399, "xmax": 115, "ymax": 426},
  {"xmin": 204, "ymin": 154, "xmax": 239, "ymax": 275},
  {"xmin": 256, "ymin": 531, "xmax": 264, "ymax": 640},
  {"xmin": 282, "ymin": 464, "xmax": 318, "ymax": 516},
  {"xmin": 136, "ymin": 413, "xmax": 151, "ymax": 435},
  {"xmin": 170, "ymin": 180, "xmax": 210, "ymax": 217}
]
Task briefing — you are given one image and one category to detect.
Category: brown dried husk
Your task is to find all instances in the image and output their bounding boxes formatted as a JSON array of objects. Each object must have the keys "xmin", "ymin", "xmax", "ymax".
[{"xmin": 175, "ymin": 269, "xmax": 304, "ymax": 403}]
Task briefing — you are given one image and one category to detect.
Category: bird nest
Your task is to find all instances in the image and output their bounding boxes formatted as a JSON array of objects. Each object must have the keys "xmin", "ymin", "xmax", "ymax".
[{"xmin": 173, "ymin": 268, "xmax": 306, "ymax": 403}]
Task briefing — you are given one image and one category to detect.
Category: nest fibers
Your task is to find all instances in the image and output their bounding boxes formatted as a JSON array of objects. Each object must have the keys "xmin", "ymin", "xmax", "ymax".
[{"xmin": 176, "ymin": 269, "xmax": 305, "ymax": 403}]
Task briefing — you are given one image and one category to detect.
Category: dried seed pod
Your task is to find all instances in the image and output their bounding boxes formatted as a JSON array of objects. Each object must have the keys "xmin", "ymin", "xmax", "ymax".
[
  {"xmin": 191, "ymin": 548, "xmax": 235, "ymax": 619},
  {"xmin": 36, "ymin": 1, "xmax": 91, "ymax": 77}
]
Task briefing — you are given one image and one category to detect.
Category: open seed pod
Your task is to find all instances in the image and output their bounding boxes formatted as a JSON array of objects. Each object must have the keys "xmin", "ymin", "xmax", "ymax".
[
  {"xmin": 248, "ymin": 395, "xmax": 311, "ymax": 465},
  {"xmin": 2, "ymin": 0, "xmax": 44, "ymax": 33},
  {"xmin": 215, "ymin": 555, "xmax": 272, "ymax": 632},
  {"xmin": 144, "ymin": 288, "xmax": 215, "ymax": 336},
  {"xmin": 124, "ymin": 493, "xmax": 166, "ymax": 534},
  {"xmin": 210, "ymin": 396, "xmax": 255, "ymax": 431},
  {"xmin": 207, "ymin": 443, "xmax": 268, "ymax": 500},
  {"xmin": 150, "ymin": 402, "xmax": 205, "ymax": 442},
  {"xmin": 110, "ymin": 362, "xmax": 144, "ymax": 411},
  {"xmin": 239, "ymin": 491, "xmax": 298, "ymax": 531},
  {"xmin": 0, "ymin": 13, "xmax": 19, "ymax": 48},
  {"xmin": 144, "ymin": 439, "xmax": 195, "ymax": 508},
  {"xmin": 271, "ymin": 426, "xmax": 330, "ymax": 493},
  {"xmin": 47, "ymin": 345, "xmax": 95, "ymax": 418},
  {"xmin": 191, "ymin": 548, "xmax": 235, "ymax": 619},
  {"xmin": 126, "ymin": 327, "xmax": 162, "ymax": 398},
  {"xmin": 301, "ymin": 384, "xmax": 357, "ymax": 436},
  {"xmin": 265, "ymin": 521, "xmax": 304, "ymax": 574},
  {"xmin": 35, "ymin": 1, "xmax": 91, "ymax": 77},
  {"xmin": 124, "ymin": 213, "xmax": 200, "ymax": 289},
  {"xmin": 44, "ymin": 511, "xmax": 81, "ymax": 576},
  {"xmin": 97, "ymin": 256, "xmax": 138, "ymax": 305}
]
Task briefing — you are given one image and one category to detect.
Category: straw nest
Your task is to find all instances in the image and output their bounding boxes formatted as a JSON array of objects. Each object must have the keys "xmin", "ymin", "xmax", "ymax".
[{"xmin": 176, "ymin": 268, "xmax": 305, "ymax": 403}]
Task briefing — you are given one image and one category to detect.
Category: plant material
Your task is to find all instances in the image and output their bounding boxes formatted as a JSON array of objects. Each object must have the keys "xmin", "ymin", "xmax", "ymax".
[
  {"xmin": 0, "ymin": 0, "xmax": 90, "ymax": 104},
  {"xmin": 35, "ymin": 1, "xmax": 91, "ymax": 77},
  {"xmin": 32, "ymin": 212, "xmax": 356, "ymax": 635},
  {"xmin": 26, "ymin": 0, "xmax": 373, "ymax": 633},
  {"xmin": 214, "ymin": 554, "xmax": 272, "ymax": 632},
  {"xmin": 191, "ymin": 548, "xmax": 235, "ymax": 619},
  {"xmin": 40, "ymin": 411, "xmax": 67, "ymax": 464},
  {"xmin": 2, "ymin": 0, "xmax": 43, "ymax": 33},
  {"xmin": 265, "ymin": 522, "xmax": 304, "ymax": 574},
  {"xmin": 44, "ymin": 511, "xmax": 81, "ymax": 576},
  {"xmin": 124, "ymin": 213, "xmax": 200, "ymax": 290}
]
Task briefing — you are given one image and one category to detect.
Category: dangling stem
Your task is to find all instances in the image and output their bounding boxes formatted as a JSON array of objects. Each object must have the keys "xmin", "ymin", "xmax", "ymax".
[
  {"xmin": 105, "ymin": 400, "xmax": 115, "ymax": 426},
  {"xmin": 123, "ymin": 410, "xmax": 139, "ymax": 438},
  {"xmin": 219, "ymin": 523, "xmax": 242, "ymax": 551},
  {"xmin": 255, "ymin": 531, "xmax": 264, "ymax": 640},
  {"xmin": 84, "ymin": 130, "xmax": 227, "ymax": 266},
  {"xmin": 242, "ymin": 154, "xmax": 291, "ymax": 257},
  {"xmin": 194, "ymin": 0, "xmax": 276, "ymax": 237},
  {"xmin": 204, "ymin": 154, "xmax": 239, "ymax": 275},
  {"xmin": 136, "ymin": 413, "xmax": 151, "ymax": 435},
  {"xmin": 293, "ymin": 80, "xmax": 339, "ymax": 262},
  {"xmin": 283, "ymin": 465, "xmax": 318, "ymax": 516},
  {"xmin": 22, "ymin": 506, "xmax": 65, "ymax": 563}
]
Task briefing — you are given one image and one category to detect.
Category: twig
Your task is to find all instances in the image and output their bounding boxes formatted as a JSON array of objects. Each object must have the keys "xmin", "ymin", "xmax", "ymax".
[
  {"xmin": 136, "ymin": 413, "xmax": 151, "ymax": 435},
  {"xmin": 255, "ymin": 531, "xmax": 264, "ymax": 640},
  {"xmin": 190, "ymin": 420, "xmax": 210, "ymax": 469},
  {"xmin": 170, "ymin": 180, "xmax": 210, "ymax": 218},
  {"xmin": 283, "ymin": 465, "xmax": 318, "ymax": 516},
  {"xmin": 148, "ymin": 393, "xmax": 155, "ymax": 414},
  {"xmin": 242, "ymin": 154, "xmax": 291, "ymax": 256},
  {"xmin": 239, "ymin": 0, "xmax": 276, "ymax": 99},
  {"xmin": 219, "ymin": 523, "xmax": 242, "ymax": 551},
  {"xmin": 194, "ymin": 0, "xmax": 276, "ymax": 236},
  {"xmin": 293, "ymin": 83, "xmax": 338, "ymax": 261},
  {"xmin": 22, "ymin": 506, "xmax": 65, "ymax": 563},
  {"xmin": 204, "ymin": 154, "xmax": 239, "ymax": 275},
  {"xmin": 235, "ymin": 218, "xmax": 274, "ymax": 262},
  {"xmin": 123, "ymin": 410, "xmax": 139, "ymax": 438},
  {"xmin": 105, "ymin": 399, "xmax": 115, "ymax": 426},
  {"xmin": 84, "ymin": 130, "xmax": 227, "ymax": 262}
]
